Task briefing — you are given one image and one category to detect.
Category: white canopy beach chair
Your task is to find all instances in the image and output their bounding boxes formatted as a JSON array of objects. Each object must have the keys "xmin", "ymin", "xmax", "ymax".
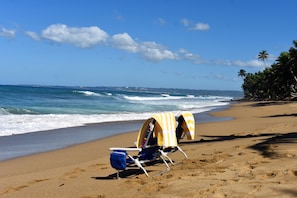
[{"xmin": 109, "ymin": 112, "xmax": 189, "ymax": 178}]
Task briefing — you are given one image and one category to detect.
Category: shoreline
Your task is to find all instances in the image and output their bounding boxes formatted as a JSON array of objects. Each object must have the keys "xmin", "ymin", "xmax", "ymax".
[
  {"xmin": 0, "ymin": 105, "xmax": 233, "ymax": 162},
  {"xmin": 1, "ymin": 101, "xmax": 296, "ymax": 197}
]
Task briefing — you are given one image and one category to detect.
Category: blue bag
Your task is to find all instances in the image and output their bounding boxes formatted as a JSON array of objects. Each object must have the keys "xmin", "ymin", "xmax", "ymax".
[{"xmin": 110, "ymin": 151, "xmax": 127, "ymax": 170}]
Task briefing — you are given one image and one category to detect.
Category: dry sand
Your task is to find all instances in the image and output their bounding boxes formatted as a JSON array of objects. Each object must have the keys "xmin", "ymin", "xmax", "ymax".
[{"xmin": 0, "ymin": 101, "xmax": 297, "ymax": 198}]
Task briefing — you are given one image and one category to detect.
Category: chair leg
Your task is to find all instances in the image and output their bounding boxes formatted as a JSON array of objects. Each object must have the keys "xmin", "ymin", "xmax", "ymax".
[
  {"xmin": 116, "ymin": 170, "xmax": 120, "ymax": 179},
  {"xmin": 127, "ymin": 155, "xmax": 149, "ymax": 177},
  {"xmin": 160, "ymin": 155, "xmax": 170, "ymax": 171},
  {"xmin": 177, "ymin": 146, "xmax": 188, "ymax": 159},
  {"xmin": 134, "ymin": 158, "xmax": 149, "ymax": 177},
  {"xmin": 159, "ymin": 150, "xmax": 175, "ymax": 165}
]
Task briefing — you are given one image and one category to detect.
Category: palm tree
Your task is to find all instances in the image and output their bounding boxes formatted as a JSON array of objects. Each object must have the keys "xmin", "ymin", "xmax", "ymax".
[
  {"xmin": 238, "ymin": 69, "xmax": 247, "ymax": 79},
  {"xmin": 258, "ymin": 50, "xmax": 269, "ymax": 68}
]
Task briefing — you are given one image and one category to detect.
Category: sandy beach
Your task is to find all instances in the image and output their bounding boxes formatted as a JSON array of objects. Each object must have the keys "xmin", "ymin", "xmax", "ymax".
[{"xmin": 1, "ymin": 101, "xmax": 297, "ymax": 198}]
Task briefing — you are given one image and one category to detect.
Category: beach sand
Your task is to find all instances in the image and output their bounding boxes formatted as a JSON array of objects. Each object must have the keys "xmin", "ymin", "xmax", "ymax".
[{"xmin": 0, "ymin": 101, "xmax": 297, "ymax": 198}]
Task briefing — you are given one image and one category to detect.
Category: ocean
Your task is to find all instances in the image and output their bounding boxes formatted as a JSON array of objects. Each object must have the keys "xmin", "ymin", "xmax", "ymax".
[
  {"xmin": 0, "ymin": 85, "xmax": 242, "ymax": 160},
  {"xmin": 0, "ymin": 85, "xmax": 242, "ymax": 137}
]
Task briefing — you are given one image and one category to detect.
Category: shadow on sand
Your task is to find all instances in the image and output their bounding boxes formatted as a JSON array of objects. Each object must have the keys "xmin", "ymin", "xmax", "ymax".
[
  {"xmin": 92, "ymin": 168, "xmax": 146, "ymax": 180},
  {"xmin": 249, "ymin": 101, "xmax": 292, "ymax": 107},
  {"xmin": 249, "ymin": 132, "xmax": 297, "ymax": 158},
  {"xmin": 179, "ymin": 132, "xmax": 297, "ymax": 159},
  {"xmin": 92, "ymin": 159, "xmax": 164, "ymax": 180}
]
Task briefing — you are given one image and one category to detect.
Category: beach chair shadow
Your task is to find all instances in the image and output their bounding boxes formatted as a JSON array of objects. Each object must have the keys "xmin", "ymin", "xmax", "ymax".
[
  {"xmin": 92, "ymin": 168, "xmax": 146, "ymax": 180},
  {"xmin": 109, "ymin": 112, "xmax": 194, "ymax": 178}
]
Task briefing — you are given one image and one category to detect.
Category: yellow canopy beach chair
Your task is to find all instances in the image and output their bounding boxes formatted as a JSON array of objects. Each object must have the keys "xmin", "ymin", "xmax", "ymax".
[{"xmin": 109, "ymin": 112, "xmax": 189, "ymax": 178}]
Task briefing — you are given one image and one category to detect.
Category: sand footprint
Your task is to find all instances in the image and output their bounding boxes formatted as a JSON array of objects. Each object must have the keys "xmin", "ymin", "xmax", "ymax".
[
  {"xmin": 1, "ymin": 185, "xmax": 28, "ymax": 195},
  {"xmin": 28, "ymin": 178, "xmax": 50, "ymax": 185},
  {"xmin": 0, "ymin": 178, "xmax": 50, "ymax": 195},
  {"xmin": 62, "ymin": 167, "xmax": 86, "ymax": 179},
  {"xmin": 89, "ymin": 163, "xmax": 108, "ymax": 170}
]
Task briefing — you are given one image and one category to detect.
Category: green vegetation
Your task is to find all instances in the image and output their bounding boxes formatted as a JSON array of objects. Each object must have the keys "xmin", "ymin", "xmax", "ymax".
[{"xmin": 239, "ymin": 40, "xmax": 297, "ymax": 101}]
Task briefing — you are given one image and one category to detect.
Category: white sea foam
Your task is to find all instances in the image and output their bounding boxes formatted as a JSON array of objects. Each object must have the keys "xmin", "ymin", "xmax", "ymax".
[
  {"xmin": 73, "ymin": 90, "xmax": 102, "ymax": 96},
  {"xmin": 0, "ymin": 113, "xmax": 144, "ymax": 136},
  {"xmin": 0, "ymin": 102, "xmax": 228, "ymax": 137},
  {"xmin": 123, "ymin": 95, "xmax": 192, "ymax": 101}
]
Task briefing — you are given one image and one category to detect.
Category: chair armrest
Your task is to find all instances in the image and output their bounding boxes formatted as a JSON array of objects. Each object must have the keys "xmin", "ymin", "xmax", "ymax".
[{"xmin": 109, "ymin": 147, "xmax": 141, "ymax": 151}]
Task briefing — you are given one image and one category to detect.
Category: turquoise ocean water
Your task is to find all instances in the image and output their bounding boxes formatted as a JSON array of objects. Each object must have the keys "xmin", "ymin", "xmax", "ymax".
[{"xmin": 0, "ymin": 85, "xmax": 243, "ymax": 137}]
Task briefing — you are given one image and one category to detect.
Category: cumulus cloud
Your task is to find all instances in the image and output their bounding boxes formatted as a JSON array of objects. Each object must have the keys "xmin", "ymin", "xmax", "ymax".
[
  {"xmin": 41, "ymin": 24, "xmax": 109, "ymax": 48},
  {"xmin": 111, "ymin": 32, "xmax": 177, "ymax": 62},
  {"xmin": 138, "ymin": 41, "xmax": 177, "ymax": 62},
  {"xmin": 0, "ymin": 27, "xmax": 16, "ymax": 38},
  {"xmin": 22, "ymin": 24, "xmax": 177, "ymax": 62},
  {"xmin": 111, "ymin": 33, "xmax": 138, "ymax": 53}
]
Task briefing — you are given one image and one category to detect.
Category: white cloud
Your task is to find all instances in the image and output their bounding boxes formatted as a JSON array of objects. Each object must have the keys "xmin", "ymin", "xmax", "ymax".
[
  {"xmin": 41, "ymin": 24, "xmax": 109, "ymax": 48},
  {"xmin": 111, "ymin": 32, "xmax": 177, "ymax": 62},
  {"xmin": 111, "ymin": 33, "xmax": 138, "ymax": 53},
  {"xmin": 212, "ymin": 59, "xmax": 265, "ymax": 68},
  {"xmin": 178, "ymin": 48, "xmax": 187, "ymax": 54},
  {"xmin": 178, "ymin": 48, "xmax": 265, "ymax": 68},
  {"xmin": 23, "ymin": 24, "xmax": 177, "ymax": 62},
  {"xmin": 25, "ymin": 31, "xmax": 40, "ymax": 40},
  {"xmin": 178, "ymin": 48, "xmax": 202, "ymax": 63},
  {"xmin": 231, "ymin": 59, "xmax": 264, "ymax": 68},
  {"xmin": 0, "ymin": 27, "xmax": 16, "ymax": 38},
  {"xmin": 191, "ymin": 23, "xmax": 210, "ymax": 31},
  {"xmin": 138, "ymin": 41, "xmax": 177, "ymax": 62},
  {"xmin": 180, "ymin": 19, "xmax": 210, "ymax": 31},
  {"xmin": 18, "ymin": 23, "xmax": 265, "ymax": 67}
]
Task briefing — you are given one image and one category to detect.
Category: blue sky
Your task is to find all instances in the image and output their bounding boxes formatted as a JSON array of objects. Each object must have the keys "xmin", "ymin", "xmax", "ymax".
[{"xmin": 0, "ymin": 0, "xmax": 296, "ymax": 91}]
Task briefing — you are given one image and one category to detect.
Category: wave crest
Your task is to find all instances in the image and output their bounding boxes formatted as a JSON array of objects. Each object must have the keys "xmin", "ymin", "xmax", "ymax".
[
  {"xmin": 73, "ymin": 90, "xmax": 101, "ymax": 96},
  {"xmin": 123, "ymin": 94, "xmax": 193, "ymax": 101}
]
